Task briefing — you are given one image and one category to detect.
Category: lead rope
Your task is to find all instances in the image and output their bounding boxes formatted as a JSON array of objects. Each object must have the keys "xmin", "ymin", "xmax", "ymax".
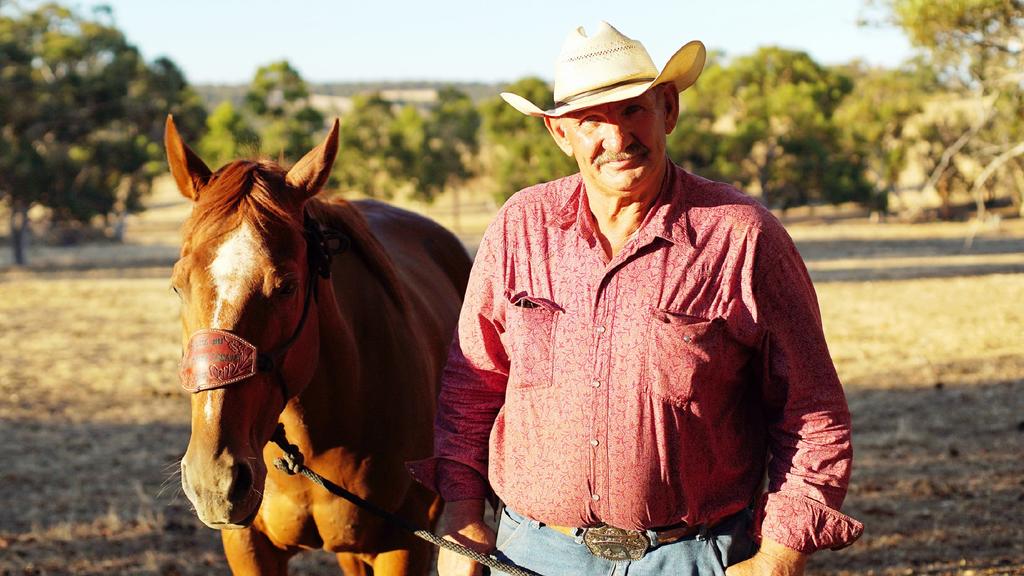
[{"xmin": 269, "ymin": 425, "xmax": 540, "ymax": 576}]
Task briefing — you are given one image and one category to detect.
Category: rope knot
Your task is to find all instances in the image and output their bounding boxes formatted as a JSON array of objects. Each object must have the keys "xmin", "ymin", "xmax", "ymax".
[
  {"xmin": 274, "ymin": 453, "xmax": 303, "ymax": 475},
  {"xmin": 270, "ymin": 423, "xmax": 304, "ymax": 475}
]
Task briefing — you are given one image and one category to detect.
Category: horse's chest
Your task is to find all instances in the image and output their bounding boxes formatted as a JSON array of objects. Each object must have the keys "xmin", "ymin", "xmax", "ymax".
[{"xmin": 257, "ymin": 491, "xmax": 377, "ymax": 552}]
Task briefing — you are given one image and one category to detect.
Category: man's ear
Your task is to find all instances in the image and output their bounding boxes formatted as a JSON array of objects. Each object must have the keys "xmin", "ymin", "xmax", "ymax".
[
  {"xmin": 544, "ymin": 116, "xmax": 575, "ymax": 157},
  {"xmin": 660, "ymin": 83, "xmax": 681, "ymax": 135}
]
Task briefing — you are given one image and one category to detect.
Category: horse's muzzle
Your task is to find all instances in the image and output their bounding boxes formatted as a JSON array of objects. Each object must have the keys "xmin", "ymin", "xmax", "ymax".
[{"xmin": 181, "ymin": 456, "xmax": 263, "ymax": 529}]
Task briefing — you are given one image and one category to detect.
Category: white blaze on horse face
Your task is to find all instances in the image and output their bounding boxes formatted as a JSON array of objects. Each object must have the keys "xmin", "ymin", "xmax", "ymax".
[{"xmin": 208, "ymin": 222, "xmax": 266, "ymax": 329}]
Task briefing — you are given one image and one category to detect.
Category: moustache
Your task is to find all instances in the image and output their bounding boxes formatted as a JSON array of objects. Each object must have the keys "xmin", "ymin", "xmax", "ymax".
[{"xmin": 595, "ymin": 143, "xmax": 650, "ymax": 167}]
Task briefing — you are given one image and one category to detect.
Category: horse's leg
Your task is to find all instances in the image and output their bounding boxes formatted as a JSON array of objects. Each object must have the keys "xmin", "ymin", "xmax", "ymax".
[
  {"xmin": 368, "ymin": 486, "xmax": 441, "ymax": 575},
  {"xmin": 222, "ymin": 527, "xmax": 293, "ymax": 576},
  {"xmin": 336, "ymin": 552, "xmax": 372, "ymax": 575},
  {"xmin": 369, "ymin": 545, "xmax": 434, "ymax": 576}
]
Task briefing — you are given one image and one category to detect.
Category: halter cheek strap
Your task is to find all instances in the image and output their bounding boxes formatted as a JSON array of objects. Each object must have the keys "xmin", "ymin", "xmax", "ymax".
[{"xmin": 178, "ymin": 212, "xmax": 350, "ymax": 402}]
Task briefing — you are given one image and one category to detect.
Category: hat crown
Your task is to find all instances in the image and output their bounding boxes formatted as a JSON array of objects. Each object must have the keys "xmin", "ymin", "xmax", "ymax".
[{"xmin": 553, "ymin": 21, "xmax": 658, "ymax": 104}]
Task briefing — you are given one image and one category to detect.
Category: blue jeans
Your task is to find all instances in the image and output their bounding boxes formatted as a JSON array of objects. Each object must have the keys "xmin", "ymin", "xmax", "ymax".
[{"xmin": 492, "ymin": 507, "xmax": 756, "ymax": 576}]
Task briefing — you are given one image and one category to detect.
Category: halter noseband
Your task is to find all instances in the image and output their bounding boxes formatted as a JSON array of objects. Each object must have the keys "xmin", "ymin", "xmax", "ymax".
[{"xmin": 178, "ymin": 212, "xmax": 350, "ymax": 403}]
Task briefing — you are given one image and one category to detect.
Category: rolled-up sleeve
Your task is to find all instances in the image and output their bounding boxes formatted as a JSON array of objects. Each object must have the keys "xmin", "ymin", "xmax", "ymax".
[
  {"xmin": 749, "ymin": 223, "xmax": 864, "ymax": 553},
  {"xmin": 406, "ymin": 217, "xmax": 510, "ymax": 502}
]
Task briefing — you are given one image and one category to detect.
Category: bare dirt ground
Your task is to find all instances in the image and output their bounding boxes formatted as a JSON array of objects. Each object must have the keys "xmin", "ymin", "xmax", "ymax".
[{"xmin": 1, "ymin": 185, "xmax": 1022, "ymax": 575}]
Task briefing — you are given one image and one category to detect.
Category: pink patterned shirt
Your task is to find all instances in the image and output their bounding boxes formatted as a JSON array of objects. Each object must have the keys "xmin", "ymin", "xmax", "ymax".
[{"xmin": 408, "ymin": 164, "xmax": 863, "ymax": 554}]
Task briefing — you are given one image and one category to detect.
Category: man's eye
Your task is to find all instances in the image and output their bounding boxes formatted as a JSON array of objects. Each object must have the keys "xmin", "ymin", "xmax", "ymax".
[{"xmin": 624, "ymin": 105, "xmax": 644, "ymax": 115}]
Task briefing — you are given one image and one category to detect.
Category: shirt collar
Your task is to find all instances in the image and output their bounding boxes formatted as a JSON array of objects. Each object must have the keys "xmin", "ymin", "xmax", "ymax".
[
  {"xmin": 637, "ymin": 162, "xmax": 694, "ymax": 248},
  {"xmin": 547, "ymin": 175, "xmax": 596, "ymax": 244}
]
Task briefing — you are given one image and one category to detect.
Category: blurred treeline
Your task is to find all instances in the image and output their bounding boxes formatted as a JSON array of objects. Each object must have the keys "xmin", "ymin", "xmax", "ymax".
[{"xmin": 2, "ymin": 1, "xmax": 1023, "ymax": 266}]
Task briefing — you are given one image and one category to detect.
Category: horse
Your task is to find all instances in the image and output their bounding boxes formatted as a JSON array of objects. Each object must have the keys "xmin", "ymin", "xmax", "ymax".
[{"xmin": 165, "ymin": 115, "xmax": 470, "ymax": 575}]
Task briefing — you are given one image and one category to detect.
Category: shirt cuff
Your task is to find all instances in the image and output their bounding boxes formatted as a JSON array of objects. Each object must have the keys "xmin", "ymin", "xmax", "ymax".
[
  {"xmin": 406, "ymin": 457, "xmax": 490, "ymax": 502},
  {"xmin": 754, "ymin": 492, "xmax": 864, "ymax": 554}
]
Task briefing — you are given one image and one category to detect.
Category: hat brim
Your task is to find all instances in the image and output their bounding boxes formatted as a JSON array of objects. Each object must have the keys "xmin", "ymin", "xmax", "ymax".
[{"xmin": 501, "ymin": 40, "xmax": 706, "ymax": 118}]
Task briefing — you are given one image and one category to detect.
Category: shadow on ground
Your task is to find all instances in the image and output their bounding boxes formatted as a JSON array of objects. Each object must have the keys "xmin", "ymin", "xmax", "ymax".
[
  {"xmin": 809, "ymin": 377, "xmax": 1024, "ymax": 575},
  {"xmin": 0, "ymin": 419, "xmax": 342, "ymax": 575}
]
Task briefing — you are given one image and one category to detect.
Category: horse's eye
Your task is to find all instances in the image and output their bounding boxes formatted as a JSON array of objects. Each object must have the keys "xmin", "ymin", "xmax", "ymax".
[
  {"xmin": 276, "ymin": 281, "xmax": 298, "ymax": 297},
  {"xmin": 170, "ymin": 284, "xmax": 182, "ymax": 298}
]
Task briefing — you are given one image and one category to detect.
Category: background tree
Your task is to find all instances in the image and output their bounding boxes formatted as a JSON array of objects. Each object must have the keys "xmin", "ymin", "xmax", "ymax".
[
  {"xmin": 668, "ymin": 51, "xmax": 729, "ymax": 180},
  {"xmin": 413, "ymin": 87, "xmax": 481, "ymax": 231},
  {"xmin": 243, "ymin": 60, "xmax": 324, "ymax": 162},
  {"xmin": 833, "ymin": 60, "xmax": 941, "ymax": 213},
  {"xmin": 0, "ymin": 3, "xmax": 205, "ymax": 264},
  {"xmin": 479, "ymin": 77, "xmax": 576, "ymax": 202},
  {"xmin": 333, "ymin": 93, "xmax": 413, "ymax": 198},
  {"xmin": 880, "ymin": 0, "xmax": 1024, "ymax": 217},
  {"xmin": 199, "ymin": 101, "xmax": 259, "ymax": 169},
  {"xmin": 331, "ymin": 88, "xmax": 480, "ymax": 203},
  {"xmin": 100, "ymin": 56, "xmax": 206, "ymax": 240},
  {"xmin": 692, "ymin": 47, "xmax": 867, "ymax": 210},
  {"xmin": 415, "ymin": 87, "xmax": 481, "ymax": 200}
]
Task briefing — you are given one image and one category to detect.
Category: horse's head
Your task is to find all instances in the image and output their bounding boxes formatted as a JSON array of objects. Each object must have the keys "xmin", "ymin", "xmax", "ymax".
[{"xmin": 165, "ymin": 116, "xmax": 338, "ymax": 528}]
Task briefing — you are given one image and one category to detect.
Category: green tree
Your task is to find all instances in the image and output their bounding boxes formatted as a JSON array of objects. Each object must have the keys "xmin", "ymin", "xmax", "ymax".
[
  {"xmin": 881, "ymin": 0, "xmax": 1024, "ymax": 217},
  {"xmin": 0, "ymin": 3, "xmax": 205, "ymax": 264},
  {"xmin": 199, "ymin": 101, "xmax": 259, "ymax": 169},
  {"xmin": 415, "ymin": 87, "xmax": 481, "ymax": 200},
  {"xmin": 101, "ymin": 56, "xmax": 206, "ymax": 239},
  {"xmin": 479, "ymin": 77, "xmax": 577, "ymax": 202},
  {"xmin": 330, "ymin": 87, "xmax": 480, "ymax": 203},
  {"xmin": 243, "ymin": 60, "xmax": 324, "ymax": 162},
  {"xmin": 696, "ymin": 47, "xmax": 866, "ymax": 209},
  {"xmin": 833, "ymin": 61, "xmax": 940, "ymax": 212},
  {"xmin": 669, "ymin": 51, "xmax": 729, "ymax": 179},
  {"xmin": 333, "ymin": 93, "xmax": 412, "ymax": 198}
]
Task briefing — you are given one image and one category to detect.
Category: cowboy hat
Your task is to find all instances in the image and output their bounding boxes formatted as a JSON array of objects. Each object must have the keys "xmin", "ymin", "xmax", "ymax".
[{"xmin": 501, "ymin": 21, "xmax": 705, "ymax": 117}]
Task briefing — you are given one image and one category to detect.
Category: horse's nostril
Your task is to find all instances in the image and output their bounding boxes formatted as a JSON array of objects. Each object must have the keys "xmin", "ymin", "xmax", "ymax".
[{"xmin": 228, "ymin": 462, "xmax": 253, "ymax": 504}]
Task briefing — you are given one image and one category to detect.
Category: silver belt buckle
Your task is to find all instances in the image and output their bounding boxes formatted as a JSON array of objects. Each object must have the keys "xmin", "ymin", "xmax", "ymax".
[{"xmin": 582, "ymin": 524, "xmax": 650, "ymax": 561}]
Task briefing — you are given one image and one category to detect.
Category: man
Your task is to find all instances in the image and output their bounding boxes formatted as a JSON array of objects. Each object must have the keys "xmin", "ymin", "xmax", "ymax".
[{"xmin": 409, "ymin": 21, "xmax": 863, "ymax": 576}]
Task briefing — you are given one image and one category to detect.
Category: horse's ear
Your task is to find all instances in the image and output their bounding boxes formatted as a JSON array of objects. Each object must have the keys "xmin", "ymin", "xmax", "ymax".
[
  {"xmin": 165, "ymin": 115, "xmax": 211, "ymax": 201},
  {"xmin": 285, "ymin": 118, "xmax": 339, "ymax": 200}
]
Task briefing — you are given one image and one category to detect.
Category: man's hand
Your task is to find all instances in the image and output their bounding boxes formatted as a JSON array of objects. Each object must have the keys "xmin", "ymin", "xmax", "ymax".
[
  {"xmin": 725, "ymin": 537, "xmax": 807, "ymax": 576},
  {"xmin": 437, "ymin": 499, "xmax": 497, "ymax": 576}
]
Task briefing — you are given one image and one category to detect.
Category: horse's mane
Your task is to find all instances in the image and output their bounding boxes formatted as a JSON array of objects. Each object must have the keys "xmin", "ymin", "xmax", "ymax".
[
  {"xmin": 182, "ymin": 160, "xmax": 406, "ymax": 308},
  {"xmin": 182, "ymin": 160, "xmax": 293, "ymax": 254}
]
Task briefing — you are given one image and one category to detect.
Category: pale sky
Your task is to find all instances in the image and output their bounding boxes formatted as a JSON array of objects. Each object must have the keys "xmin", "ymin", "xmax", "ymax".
[{"xmin": 81, "ymin": 0, "xmax": 913, "ymax": 85}]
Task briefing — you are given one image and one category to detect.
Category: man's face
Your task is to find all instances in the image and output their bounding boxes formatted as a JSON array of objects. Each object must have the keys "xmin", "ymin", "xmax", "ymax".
[{"xmin": 546, "ymin": 84, "xmax": 679, "ymax": 198}]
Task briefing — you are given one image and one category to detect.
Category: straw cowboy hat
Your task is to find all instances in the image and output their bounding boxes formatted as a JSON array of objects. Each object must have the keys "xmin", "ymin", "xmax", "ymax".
[{"xmin": 501, "ymin": 21, "xmax": 706, "ymax": 117}]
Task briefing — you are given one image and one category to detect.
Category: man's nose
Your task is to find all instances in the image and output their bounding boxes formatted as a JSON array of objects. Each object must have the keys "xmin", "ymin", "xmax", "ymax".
[{"xmin": 599, "ymin": 122, "xmax": 630, "ymax": 153}]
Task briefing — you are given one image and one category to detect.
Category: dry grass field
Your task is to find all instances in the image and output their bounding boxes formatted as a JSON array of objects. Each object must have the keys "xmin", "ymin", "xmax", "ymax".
[{"xmin": 1, "ymin": 182, "xmax": 1022, "ymax": 575}]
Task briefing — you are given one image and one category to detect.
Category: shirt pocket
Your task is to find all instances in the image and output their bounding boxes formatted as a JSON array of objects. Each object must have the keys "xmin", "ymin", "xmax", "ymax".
[
  {"xmin": 643, "ymin": 308, "xmax": 722, "ymax": 407},
  {"xmin": 504, "ymin": 294, "xmax": 560, "ymax": 390}
]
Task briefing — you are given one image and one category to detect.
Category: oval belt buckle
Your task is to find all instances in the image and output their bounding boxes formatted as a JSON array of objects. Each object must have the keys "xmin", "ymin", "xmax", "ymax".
[{"xmin": 582, "ymin": 525, "xmax": 651, "ymax": 561}]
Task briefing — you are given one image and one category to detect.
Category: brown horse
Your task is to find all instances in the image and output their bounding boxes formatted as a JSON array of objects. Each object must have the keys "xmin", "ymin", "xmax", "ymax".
[{"xmin": 165, "ymin": 116, "xmax": 470, "ymax": 575}]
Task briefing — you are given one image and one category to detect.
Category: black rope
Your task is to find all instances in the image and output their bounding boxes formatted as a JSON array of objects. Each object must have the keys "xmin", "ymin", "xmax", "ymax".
[{"xmin": 269, "ymin": 424, "xmax": 540, "ymax": 576}]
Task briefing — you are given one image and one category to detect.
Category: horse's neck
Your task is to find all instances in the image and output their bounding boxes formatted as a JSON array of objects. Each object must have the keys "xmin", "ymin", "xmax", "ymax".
[{"xmin": 284, "ymin": 242, "xmax": 430, "ymax": 452}]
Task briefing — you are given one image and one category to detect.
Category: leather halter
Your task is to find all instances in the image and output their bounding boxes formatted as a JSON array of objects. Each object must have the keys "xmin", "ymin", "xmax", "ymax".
[{"xmin": 179, "ymin": 212, "xmax": 349, "ymax": 403}]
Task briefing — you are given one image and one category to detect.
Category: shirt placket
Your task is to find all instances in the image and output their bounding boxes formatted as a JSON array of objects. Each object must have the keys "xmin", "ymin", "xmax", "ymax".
[{"xmin": 587, "ymin": 265, "xmax": 616, "ymax": 516}]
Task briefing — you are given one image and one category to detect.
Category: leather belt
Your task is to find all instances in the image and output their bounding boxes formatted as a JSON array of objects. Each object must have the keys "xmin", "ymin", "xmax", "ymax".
[{"xmin": 546, "ymin": 520, "xmax": 714, "ymax": 561}]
